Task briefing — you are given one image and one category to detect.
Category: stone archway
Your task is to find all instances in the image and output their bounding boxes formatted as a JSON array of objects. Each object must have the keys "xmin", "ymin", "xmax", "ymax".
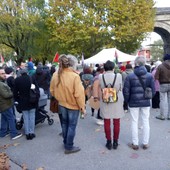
[{"xmin": 154, "ymin": 8, "xmax": 170, "ymax": 55}]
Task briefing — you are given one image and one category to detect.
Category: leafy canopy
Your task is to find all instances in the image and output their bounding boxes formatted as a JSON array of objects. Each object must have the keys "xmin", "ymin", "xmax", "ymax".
[{"xmin": 47, "ymin": 0, "xmax": 155, "ymax": 58}]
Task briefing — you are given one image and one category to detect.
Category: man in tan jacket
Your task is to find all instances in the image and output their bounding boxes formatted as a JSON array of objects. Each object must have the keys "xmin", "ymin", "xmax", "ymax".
[{"xmin": 50, "ymin": 54, "xmax": 85, "ymax": 154}]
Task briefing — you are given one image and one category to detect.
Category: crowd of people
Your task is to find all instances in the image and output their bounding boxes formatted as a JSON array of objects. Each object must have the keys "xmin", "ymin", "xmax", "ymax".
[
  {"xmin": 0, "ymin": 53, "xmax": 170, "ymax": 154},
  {"xmin": 0, "ymin": 61, "xmax": 54, "ymax": 141}
]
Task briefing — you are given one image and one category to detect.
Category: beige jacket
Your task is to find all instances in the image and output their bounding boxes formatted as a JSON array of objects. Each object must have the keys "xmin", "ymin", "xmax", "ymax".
[
  {"xmin": 93, "ymin": 71, "xmax": 124, "ymax": 119},
  {"xmin": 50, "ymin": 68, "xmax": 85, "ymax": 112}
]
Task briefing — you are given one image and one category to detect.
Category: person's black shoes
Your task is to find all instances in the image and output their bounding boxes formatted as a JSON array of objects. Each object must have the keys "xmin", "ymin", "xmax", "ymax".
[
  {"xmin": 65, "ymin": 146, "xmax": 81, "ymax": 154},
  {"xmin": 29, "ymin": 133, "xmax": 36, "ymax": 139},
  {"xmin": 26, "ymin": 134, "xmax": 30, "ymax": 140},
  {"xmin": 105, "ymin": 140, "xmax": 112, "ymax": 150},
  {"xmin": 26, "ymin": 133, "xmax": 36, "ymax": 140},
  {"xmin": 113, "ymin": 140, "xmax": 118, "ymax": 150}
]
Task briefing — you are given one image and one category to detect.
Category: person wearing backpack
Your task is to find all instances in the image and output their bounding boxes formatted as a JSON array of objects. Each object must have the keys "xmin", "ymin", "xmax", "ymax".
[
  {"xmin": 14, "ymin": 69, "xmax": 40, "ymax": 140},
  {"xmin": 93, "ymin": 60, "xmax": 124, "ymax": 150}
]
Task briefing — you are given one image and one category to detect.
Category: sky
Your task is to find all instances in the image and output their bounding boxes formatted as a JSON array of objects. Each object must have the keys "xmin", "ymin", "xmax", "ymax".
[{"xmin": 142, "ymin": 0, "xmax": 170, "ymax": 46}]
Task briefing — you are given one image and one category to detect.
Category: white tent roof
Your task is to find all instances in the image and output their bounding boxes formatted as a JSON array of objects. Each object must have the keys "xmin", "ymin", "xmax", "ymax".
[{"xmin": 84, "ymin": 48, "xmax": 136, "ymax": 64}]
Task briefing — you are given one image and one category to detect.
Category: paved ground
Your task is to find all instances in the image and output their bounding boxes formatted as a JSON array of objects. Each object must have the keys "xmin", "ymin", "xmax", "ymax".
[{"xmin": 1, "ymin": 101, "xmax": 170, "ymax": 170}]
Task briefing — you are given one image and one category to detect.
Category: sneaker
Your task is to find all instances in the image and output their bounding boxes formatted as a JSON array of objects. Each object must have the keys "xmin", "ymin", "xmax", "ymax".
[
  {"xmin": 128, "ymin": 143, "xmax": 139, "ymax": 150},
  {"xmin": 26, "ymin": 134, "xmax": 30, "ymax": 140},
  {"xmin": 96, "ymin": 119, "xmax": 104, "ymax": 126},
  {"xmin": 0, "ymin": 133, "xmax": 9, "ymax": 138},
  {"xmin": 142, "ymin": 144, "xmax": 149, "ymax": 150},
  {"xmin": 12, "ymin": 133, "xmax": 22, "ymax": 140},
  {"xmin": 167, "ymin": 116, "xmax": 170, "ymax": 120},
  {"xmin": 29, "ymin": 133, "xmax": 36, "ymax": 140},
  {"xmin": 5, "ymin": 133, "xmax": 10, "ymax": 137},
  {"xmin": 124, "ymin": 110, "xmax": 128, "ymax": 113},
  {"xmin": 65, "ymin": 146, "xmax": 81, "ymax": 154},
  {"xmin": 156, "ymin": 115, "xmax": 165, "ymax": 120}
]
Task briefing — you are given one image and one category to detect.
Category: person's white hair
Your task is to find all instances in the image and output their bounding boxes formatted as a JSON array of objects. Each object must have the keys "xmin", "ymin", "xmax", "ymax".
[
  {"xmin": 155, "ymin": 61, "xmax": 162, "ymax": 68},
  {"xmin": 67, "ymin": 54, "xmax": 78, "ymax": 70},
  {"xmin": 134, "ymin": 56, "xmax": 146, "ymax": 66}
]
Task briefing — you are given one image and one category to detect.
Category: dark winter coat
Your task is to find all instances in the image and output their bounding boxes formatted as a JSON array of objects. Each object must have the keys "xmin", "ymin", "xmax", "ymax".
[
  {"xmin": 32, "ymin": 67, "xmax": 50, "ymax": 92},
  {"xmin": 14, "ymin": 74, "xmax": 39, "ymax": 111},
  {"xmin": 123, "ymin": 66, "xmax": 155, "ymax": 107},
  {"xmin": 0, "ymin": 80, "xmax": 13, "ymax": 112},
  {"xmin": 6, "ymin": 76, "xmax": 15, "ymax": 93},
  {"xmin": 155, "ymin": 60, "xmax": 170, "ymax": 84}
]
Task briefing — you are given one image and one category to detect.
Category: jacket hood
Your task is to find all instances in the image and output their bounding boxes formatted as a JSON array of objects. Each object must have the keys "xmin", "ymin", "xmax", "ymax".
[
  {"xmin": 134, "ymin": 66, "xmax": 147, "ymax": 76},
  {"xmin": 125, "ymin": 69, "xmax": 133, "ymax": 74},
  {"xmin": 36, "ymin": 66, "xmax": 43, "ymax": 75},
  {"xmin": 163, "ymin": 60, "xmax": 170, "ymax": 70}
]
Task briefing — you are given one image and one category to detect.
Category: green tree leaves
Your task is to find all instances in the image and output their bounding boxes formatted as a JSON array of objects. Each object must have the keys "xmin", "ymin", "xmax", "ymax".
[
  {"xmin": 0, "ymin": 0, "xmax": 155, "ymax": 62},
  {"xmin": 47, "ymin": 0, "xmax": 155, "ymax": 58}
]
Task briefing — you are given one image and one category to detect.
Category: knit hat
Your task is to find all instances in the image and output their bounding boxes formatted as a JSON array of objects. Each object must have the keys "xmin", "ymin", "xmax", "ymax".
[
  {"xmin": 163, "ymin": 54, "xmax": 170, "ymax": 61},
  {"xmin": 27, "ymin": 61, "xmax": 34, "ymax": 70},
  {"xmin": 5, "ymin": 67, "xmax": 13, "ymax": 74}
]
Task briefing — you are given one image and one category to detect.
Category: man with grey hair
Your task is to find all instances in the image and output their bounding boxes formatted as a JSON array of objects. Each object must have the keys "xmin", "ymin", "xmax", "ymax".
[{"xmin": 123, "ymin": 56, "xmax": 155, "ymax": 150}]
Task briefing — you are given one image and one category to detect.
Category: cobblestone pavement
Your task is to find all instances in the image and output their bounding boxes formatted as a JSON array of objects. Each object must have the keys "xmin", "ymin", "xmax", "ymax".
[{"xmin": 0, "ymin": 102, "xmax": 170, "ymax": 170}]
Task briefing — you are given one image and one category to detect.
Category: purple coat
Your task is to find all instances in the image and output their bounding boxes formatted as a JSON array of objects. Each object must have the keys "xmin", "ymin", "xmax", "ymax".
[{"xmin": 151, "ymin": 68, "xmax": 160, "ymax": 92}]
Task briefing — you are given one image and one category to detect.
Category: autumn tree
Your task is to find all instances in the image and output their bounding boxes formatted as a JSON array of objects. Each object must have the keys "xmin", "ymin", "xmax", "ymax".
[
  {"xmin": 47, "ymin": 0, "xmax": 155, "ymax": 58},
  {"xmin": 0, "ymin": 0, "xmax": 56, "ymax": 63},
  {"xmin": 150, "ymin": 39, "xmax": 164, "ymax": 61}
]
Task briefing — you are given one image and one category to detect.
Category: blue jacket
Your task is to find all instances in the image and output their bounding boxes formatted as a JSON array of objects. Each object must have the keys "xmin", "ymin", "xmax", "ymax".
[{"xmin": 123, "ymin": 66, "xmax": 155, "ymax": 107}]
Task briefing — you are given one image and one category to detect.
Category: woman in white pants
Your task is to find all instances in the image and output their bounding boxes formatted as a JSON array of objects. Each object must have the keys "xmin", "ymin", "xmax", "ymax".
[{"xmin": 123, "ymin": 56, "xmax": 155, "ymax": 150}]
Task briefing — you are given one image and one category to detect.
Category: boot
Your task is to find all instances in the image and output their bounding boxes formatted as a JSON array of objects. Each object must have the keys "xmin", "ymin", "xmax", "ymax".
[
  {"xmin": 113, "ymin": 139, "xmax": 118, "ymax": 149},
  {"xmin": 105, "ymin": 140, "xmax": 112, "ymax": 150}
]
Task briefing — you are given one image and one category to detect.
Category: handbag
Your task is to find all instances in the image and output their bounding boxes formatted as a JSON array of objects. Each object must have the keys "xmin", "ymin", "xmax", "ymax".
[
  {"xmin": 50, "ymin": 97, "xmax": 59, "ymax": 113},
  {"xmin": 136, "ymin": 75, "xmax": 152, "ymax": 99},
  {"xmin": 88, "ymin": 96, "xmax": 100, "ymax": 110}
]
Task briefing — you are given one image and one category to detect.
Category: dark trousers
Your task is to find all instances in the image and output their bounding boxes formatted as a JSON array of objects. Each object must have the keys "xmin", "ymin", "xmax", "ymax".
[
  {"xmin": 123, "ymin": 101, "xmax": 128, "ymax": 110},
  {"xmin": 104, "ymin": 118, "xmax": 120, "ymax": 141},
  {"xmin": 152, "ymin": 91, "xmax": 160, "ymax": 109}
]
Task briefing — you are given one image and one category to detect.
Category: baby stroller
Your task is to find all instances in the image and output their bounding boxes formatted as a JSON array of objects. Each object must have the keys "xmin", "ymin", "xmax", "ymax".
[{"xmin": 16, "ymin": 88, "xmax": 54, "ymax": 130}]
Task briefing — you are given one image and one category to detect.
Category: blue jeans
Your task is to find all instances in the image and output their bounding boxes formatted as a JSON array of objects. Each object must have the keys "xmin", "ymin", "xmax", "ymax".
[
  {"xmin": 0, "ymin": 107, "xmax": 18, "ymax": 138},
  {"xmin": 22, "ymin": 109, "xmax": 36, "ymax": 135},
  {"xmin": 59, "ymin": 105, "xmax": 79, "ymax": 150},
  {"xmin": 159, "ymin": 84, "xmax": 170, "ymax": 117}
]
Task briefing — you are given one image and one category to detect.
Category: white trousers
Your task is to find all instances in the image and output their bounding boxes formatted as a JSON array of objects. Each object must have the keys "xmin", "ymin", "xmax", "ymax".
[{"xmin": 129, "ymin": 107, "xmax": 150, "ymax": 145}]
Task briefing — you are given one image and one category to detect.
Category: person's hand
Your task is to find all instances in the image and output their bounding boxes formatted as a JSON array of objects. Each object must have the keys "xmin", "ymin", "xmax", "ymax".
[{"xmin": 81, "ymin": 109, "xmax": 87, "ymax": 117}]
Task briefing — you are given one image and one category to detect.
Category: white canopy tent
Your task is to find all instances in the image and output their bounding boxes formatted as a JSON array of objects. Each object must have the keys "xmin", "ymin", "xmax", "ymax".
[{"xmin": 84, "ymin": 48, "xmax": 136, "ymax": 64}]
